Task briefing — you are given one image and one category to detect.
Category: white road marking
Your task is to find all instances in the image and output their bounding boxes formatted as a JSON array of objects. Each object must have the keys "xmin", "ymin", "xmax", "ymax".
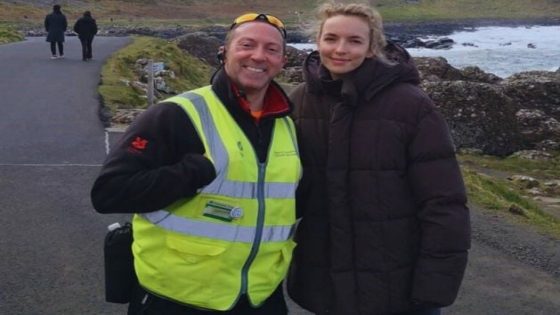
[{"xmin": 105, "ymin": 130, "xmax": 111, "ymax": 155}]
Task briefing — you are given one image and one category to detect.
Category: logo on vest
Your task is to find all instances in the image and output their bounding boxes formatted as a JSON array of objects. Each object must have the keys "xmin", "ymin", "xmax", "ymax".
[
  {"xmin": 237, "ymin": 141, "xmax": 244, "ymax": 157},
  {"xmin": 273, "ymin": 150, "xmax": 297, "ymax": 157}
]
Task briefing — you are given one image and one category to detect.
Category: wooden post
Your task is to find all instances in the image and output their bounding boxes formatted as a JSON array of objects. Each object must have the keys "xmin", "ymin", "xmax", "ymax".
[{"xmin": 147, "ymin": 59, "xmax": 154, "ymax": 107}]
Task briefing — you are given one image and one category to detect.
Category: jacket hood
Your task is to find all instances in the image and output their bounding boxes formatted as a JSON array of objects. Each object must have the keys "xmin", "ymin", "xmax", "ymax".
[{"xmin": 302, "ymin": 41, "xmax": 420, "ymax": 103}]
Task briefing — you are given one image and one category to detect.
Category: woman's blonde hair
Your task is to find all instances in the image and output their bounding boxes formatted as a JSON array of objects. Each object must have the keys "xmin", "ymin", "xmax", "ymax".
[{"xmin": 315, "ymin": 2, "xmax": 387, "ymax": 58}]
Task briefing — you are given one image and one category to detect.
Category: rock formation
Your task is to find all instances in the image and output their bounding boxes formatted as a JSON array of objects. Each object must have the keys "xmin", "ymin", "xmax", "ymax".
[{"xmin": 415, "ymin": 58, "xmax": 560, "ymax": 155}]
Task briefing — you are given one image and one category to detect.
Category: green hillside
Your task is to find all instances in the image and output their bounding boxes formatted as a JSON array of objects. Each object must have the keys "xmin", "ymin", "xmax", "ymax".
[{"xmin": 1, "ymin": 0, "xmax": 559, "ymax": 28}]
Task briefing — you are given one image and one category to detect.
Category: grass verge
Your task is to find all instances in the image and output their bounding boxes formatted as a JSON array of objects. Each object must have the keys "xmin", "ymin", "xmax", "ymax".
[
  {"xmin": 459, "ymin": 152, "xmax": 560, "ymax": 179},
  {"xmin": 460, "ymin": 152, "xmax": 560, "ymax": 238},
  {"xmin": 0, "ymin": 25, "xmax": 24, "ymax": 44},
  {"xmin": 99, "ymin": 35, "xmax": 212, "ymax": 114}
]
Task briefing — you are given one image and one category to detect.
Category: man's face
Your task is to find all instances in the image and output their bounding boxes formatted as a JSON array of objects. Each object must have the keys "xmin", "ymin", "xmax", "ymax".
[{"xmin": 224, "ymin": 22, "xmax": 286, "ymax": 94}]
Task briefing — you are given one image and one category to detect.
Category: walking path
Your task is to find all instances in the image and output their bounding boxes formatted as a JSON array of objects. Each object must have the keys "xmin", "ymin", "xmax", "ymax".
[{"xmin": 0, "ymin": 36, "xmax": 131, "ymax": 314}]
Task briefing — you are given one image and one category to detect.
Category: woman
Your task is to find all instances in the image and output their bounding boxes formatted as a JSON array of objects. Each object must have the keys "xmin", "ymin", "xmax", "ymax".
[
  {"xmin": 44, "ymin": 4, "xmax": 67, "ymax": 59},
  {"xmin": 287, "ymin": 2, "xmax": 470, "ymax": 315},
  {"xmin": 73, "ymin": 11, "xmax": 98, "ymax": 61}
]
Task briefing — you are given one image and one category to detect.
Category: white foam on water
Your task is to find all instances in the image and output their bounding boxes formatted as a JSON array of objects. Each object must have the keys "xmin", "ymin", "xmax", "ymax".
[{"xmin": 290, "ymin": 25, "xmax": 560, "ymax": 78}]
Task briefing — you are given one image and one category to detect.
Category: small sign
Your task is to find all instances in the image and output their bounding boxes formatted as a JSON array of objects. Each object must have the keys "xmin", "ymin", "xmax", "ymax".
[{"xmin": 145, "ymin": 62, "xmax": 165, "ymax": 73}]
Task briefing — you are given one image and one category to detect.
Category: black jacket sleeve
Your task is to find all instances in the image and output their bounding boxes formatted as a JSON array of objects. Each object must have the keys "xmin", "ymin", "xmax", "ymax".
[
  {"xmin": 73, "ymin": 19, "xmax": 80, "ymax": 34},
  {"xmin": 407, "ymin": 100, "xmax": 471, "ymax": 307},
  {"xmin": 91, "ymin": 102, "xmax": 216, "ymax": 214},
  {"xmin": 44, "ymin": 15, "xmax": 50, "ymax": 32}
]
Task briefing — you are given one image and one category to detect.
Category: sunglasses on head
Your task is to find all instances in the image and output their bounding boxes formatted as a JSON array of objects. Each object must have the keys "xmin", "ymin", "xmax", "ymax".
[{"xmin": 230, "ymin": 13, "xmax": 287, "ymax": 38}]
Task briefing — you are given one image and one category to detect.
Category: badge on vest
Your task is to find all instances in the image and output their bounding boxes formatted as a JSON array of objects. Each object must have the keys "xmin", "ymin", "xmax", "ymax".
[{"xmin": 203, "ymin": 201, "xmax": 244, "ymax": 222}]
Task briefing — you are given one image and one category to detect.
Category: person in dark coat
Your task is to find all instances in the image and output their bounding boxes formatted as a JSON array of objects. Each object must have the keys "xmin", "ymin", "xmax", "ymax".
[
  {"xmin": 73, "ymin": 11, "xmax": 98, "ymax": 61},
  {"xmin": 287, "ymin": 2, "xmax": 470, "ymax": 315},
  {"xmin": 44, "ymin": 4, "xmax": 67, "ymax": 59}
]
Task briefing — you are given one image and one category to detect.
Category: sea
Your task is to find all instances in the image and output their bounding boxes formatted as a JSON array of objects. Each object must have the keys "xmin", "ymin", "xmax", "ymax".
[{"xmin": 289, "ymin": 25, "xmax": 560, "ymax": 78}]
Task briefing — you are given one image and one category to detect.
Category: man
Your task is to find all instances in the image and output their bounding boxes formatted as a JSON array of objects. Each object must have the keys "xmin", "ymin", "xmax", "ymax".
[
  {"xmin": 91, "ymin": 13, "xmax": 301, "ymax": 315},
  {"xmin": 73, "ymin": 11, "xmax": 98, "ymax": 61},
  {"xmin": 44, "ymin": 4, "xmax": 67, "ymax": 59}
]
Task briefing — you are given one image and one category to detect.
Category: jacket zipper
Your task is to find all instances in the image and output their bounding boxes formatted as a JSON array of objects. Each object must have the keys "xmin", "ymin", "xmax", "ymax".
[{"xmin": 240, "ymin": 162, "xmax": 266, "ymax": 295}]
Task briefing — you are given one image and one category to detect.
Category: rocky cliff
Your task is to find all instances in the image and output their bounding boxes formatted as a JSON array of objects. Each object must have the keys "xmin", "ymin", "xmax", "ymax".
[{"xmin": 416, "ymin": 58, "xmax": 560, "ymax": 156}]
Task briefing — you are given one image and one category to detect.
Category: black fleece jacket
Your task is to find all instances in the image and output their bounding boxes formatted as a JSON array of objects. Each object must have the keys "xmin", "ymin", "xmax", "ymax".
[{"xmin": 91, "ymin": 68, "xmax": 292, "ymax": 213}]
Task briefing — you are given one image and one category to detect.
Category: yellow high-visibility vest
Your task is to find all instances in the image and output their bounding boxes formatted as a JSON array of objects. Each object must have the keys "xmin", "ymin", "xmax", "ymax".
[{"xmin": 132, "ymin": 86, "xmax": 301, "ymax": 310}]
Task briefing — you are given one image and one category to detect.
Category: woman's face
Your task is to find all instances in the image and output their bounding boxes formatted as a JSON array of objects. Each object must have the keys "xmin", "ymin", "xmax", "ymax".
[{"xmin": 317, "ymin": 15, "xmax": 373, "ymax": 79}]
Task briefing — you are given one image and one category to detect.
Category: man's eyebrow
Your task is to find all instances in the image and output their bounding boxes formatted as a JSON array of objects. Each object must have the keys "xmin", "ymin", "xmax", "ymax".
[
  {"xmin": 235, "ymin": 36, "xmax": 282, "ymax": 46},
  {"xmin": 235, "ymin": 36, "xmax": 256, "ymax": 42}
]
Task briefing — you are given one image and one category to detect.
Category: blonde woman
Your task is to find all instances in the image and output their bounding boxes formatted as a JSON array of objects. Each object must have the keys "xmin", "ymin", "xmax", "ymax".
[{"xmin": 287, "ymin": 2, "xmax": 470, "ymax": 315}]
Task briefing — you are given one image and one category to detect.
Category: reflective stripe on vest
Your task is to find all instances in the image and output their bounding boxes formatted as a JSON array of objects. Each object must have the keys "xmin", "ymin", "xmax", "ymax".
[
  {"xmin": 142, "ymin": 210, "xmax": 294, "ymax": 243},
  {"xmin": 140, "ymin": 91, "xmax": 298, "ymax": 242},
  {"xmin": 179, "ymin": 91, "xmax": 298, "ymax": 199}
]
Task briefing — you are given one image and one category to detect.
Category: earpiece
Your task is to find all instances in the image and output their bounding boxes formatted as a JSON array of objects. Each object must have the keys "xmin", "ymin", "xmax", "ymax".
[
  {"xmin": 217, "ymin": 51, "xmax": 224, "ymax": 64},
  {"xmin": 217, "ymin": 47, "xmax": 226, "ymax": 64}
]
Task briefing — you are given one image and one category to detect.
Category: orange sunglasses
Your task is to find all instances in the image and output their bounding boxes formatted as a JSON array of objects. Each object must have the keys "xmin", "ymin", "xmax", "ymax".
[{"xmin": 230, "ymin": 13, "xmax": 287, "ymax": 38}]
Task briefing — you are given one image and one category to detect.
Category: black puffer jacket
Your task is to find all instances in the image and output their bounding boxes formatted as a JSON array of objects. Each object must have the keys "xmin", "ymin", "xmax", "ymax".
[{"xmin": 287, "ymin": 45, "xmax": 470, "ymax": 315}]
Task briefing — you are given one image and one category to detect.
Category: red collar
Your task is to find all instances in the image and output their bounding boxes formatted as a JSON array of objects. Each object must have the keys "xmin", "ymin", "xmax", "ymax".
[{"xmin": 230, "ymin": 82, "xmax": 290, "ymax": 122}]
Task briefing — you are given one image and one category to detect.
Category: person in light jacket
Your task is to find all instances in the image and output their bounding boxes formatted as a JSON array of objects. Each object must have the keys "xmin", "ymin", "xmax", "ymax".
[
  {"xmin": 287, "ymin": 2, "xmax": 471, "ymax": 315},
  {"xmin": 73, "ymin": 11, "xmax": 98, "ymax": 61},
  {"xmin": 44, "ymin": 4, "xmax": 67, "ymax": 59}
]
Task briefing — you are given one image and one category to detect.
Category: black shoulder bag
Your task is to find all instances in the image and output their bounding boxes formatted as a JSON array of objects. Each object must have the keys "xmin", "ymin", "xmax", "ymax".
[{"xmin": 104, "ymin": 222, "xmax": 135, "ymax": 303}]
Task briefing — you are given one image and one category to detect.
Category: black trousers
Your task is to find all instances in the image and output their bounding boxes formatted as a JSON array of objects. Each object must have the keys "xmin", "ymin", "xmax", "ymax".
[
  {"xmin": 79, "ymin": 36, "xmax": 94, "ymax": 60},
  {"xmin": 127, "ymin": 282, "xmax": 287, "ymax": 315},
  {"xmin": 49, "ymin": 41, "xmax": 63, "ymax": 56}
]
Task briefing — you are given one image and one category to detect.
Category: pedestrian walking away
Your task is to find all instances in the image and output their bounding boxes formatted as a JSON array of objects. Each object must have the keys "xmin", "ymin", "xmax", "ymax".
[
  {"xmin": 44, "ymin": 4, "xmax": 67, "ymax": 59},
  {"xmin": 287, "ymin": 2, "xmax": 471, "ymax": 315},
  {"xmin": 91, "ymin": 12, "xmax": 301, "ymax": 315},
  {"xmin": 73, "ymin": 11, "xmax": 98, "ymax": 61}
]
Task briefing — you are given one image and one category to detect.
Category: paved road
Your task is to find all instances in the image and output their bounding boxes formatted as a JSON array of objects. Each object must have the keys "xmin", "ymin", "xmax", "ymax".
[
  {"xmin": 0, "ymin": 36, "xmax": 131, "ymax": 315},
  {"xmin": 1, "ymin": 36, "xmax": 559, "ymax": 315}
]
